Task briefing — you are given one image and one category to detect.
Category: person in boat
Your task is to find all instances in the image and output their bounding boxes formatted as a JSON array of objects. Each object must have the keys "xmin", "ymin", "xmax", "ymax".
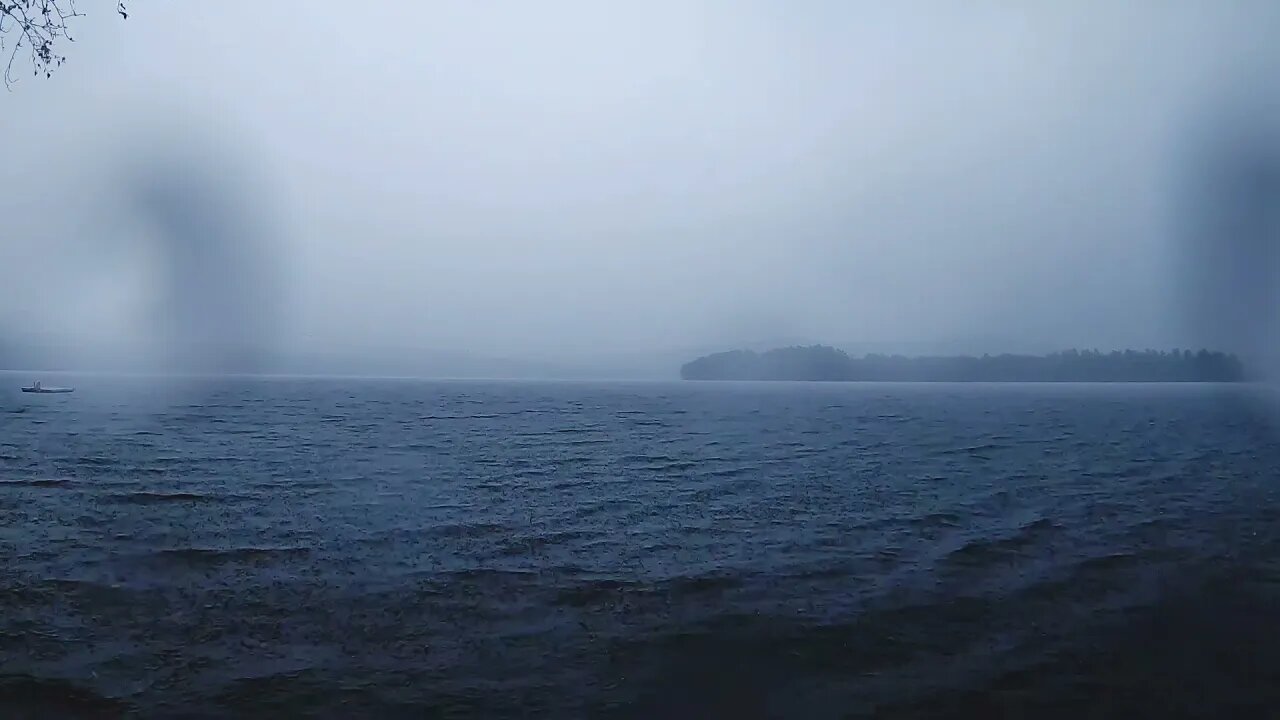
[{"xmin": 33, "ymin": 381, "xmax": 40, "ymax": 391}]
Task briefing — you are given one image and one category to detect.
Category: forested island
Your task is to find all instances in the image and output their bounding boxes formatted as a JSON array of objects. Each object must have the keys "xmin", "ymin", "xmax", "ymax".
[{"xmin": 680, "ymin": 346, "xmax": 1246, "ymax": 382}]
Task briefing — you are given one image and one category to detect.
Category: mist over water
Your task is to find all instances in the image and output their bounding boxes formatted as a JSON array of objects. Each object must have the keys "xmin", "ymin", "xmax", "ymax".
[
  {"xmin": 115, "ymin": 138, "xmax": 283, "ymax": 374},
  {"xmin": 0, "ymin": 113, "xmax": 286, "ymax": 380},
  {"xmin": 3, "ymin": 2, "xmax": 1280, "ymax": 375},
  {"xmin": 1177, "ymin": 92, "xmax": 1280, "ymax": 381}
]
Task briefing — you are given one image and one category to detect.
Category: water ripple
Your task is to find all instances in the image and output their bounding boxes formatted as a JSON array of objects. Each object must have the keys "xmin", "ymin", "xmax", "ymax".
[{"xmin": 0, "ymin": 379, "xmax": 1275, "ymax": 716}]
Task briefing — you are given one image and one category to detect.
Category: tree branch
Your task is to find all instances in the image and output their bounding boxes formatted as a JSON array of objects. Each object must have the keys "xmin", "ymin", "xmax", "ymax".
[{"xmin": 0, "ymin": 0, "xmax": 127, "ymax": 89}]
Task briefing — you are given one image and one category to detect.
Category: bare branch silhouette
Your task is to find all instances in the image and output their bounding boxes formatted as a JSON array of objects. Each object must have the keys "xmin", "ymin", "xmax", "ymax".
[{"xmin": 0, "ymin": 1, "xmax": 127, "ymax": 88}]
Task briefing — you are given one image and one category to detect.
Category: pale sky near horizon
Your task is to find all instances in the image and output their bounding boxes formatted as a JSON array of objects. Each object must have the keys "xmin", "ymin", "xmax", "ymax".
[{"xmin": 2, "ymin": 1, "xmax": 1280, "ymax": 370}]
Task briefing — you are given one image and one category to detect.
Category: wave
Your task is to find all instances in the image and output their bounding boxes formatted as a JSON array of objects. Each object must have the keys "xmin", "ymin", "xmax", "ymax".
[
  {"xmin": 428, "ymin": 521, "xmax": 509, "ymax": 540},
  {"xmin": 0, "ymin": 478, "xmax": 72, "ymax": 488},
  {"xmin": 940, "ymin": 518, "xmax": 1059, "ymax": 568},
  {"xmin": 631, "ymin": 460, "xmax": 700, "ymax": 473},
  {"xmin": 626, "ymin": 419, "xmax": 672, "ymax": 427},
  {"xmin": 151, "ymin": 546, "xmax": 310, "ymax": 565},
  {"xmin": 554, "ymin": 574, "xmax": 745, "ymax": 608},
  {"xmin": 104, "ymin": 491, "xmax": 224, "ymax": 504},
  {"xmin": 76, "ymin": 456, "xmax": 119, "ymax": 467},
  {"xmin": 0, "ymin": 675, "xmax": 129, "ymax": 717},
  {"xmin": 911, "ymin": 511, "xmax": 965, "ymax": 529},
  {"xmin": 496, "ymin": 530, "xmax": 593, "ymax": 557},
  {"xmin": 935, "ymin": 442, "xmax": 1011, "ymax": 457},
  {"xmin": 698, "ymin": 466, "xmax": 757, "ymax": 479},
  {"xmin": 495, "ymin": 468, "xmax": 554, "ymax": 481}
]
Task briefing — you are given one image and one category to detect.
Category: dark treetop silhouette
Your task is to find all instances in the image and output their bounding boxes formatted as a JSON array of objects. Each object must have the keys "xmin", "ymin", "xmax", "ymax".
[
  {"xmin": 0, "ymin": 0, "xmax": 127, "ymax": 87},
  {"xmin": 681, "ymin": 345, "xmax": 1246, "ymax": 382}
]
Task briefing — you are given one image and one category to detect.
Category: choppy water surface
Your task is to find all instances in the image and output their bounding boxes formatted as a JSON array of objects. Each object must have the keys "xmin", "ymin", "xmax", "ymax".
[{"xmin": 2, "ymin": 377, "xmax": 1279, "ymax": 718}]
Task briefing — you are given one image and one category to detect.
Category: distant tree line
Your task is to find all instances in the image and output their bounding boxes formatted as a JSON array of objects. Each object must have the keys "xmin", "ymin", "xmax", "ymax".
[{"xmin": 680, "ymin": 345, "xmax": 1246, "ymax": 382}]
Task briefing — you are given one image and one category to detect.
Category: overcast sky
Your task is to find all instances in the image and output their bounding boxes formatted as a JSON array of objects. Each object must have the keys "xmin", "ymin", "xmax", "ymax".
[{"xmin": 3, "ymin": 1, "xmax": 1280, "ymax": 372}]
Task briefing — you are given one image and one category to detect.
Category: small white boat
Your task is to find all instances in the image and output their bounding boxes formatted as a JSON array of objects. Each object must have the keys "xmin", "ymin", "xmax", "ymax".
[{"xmin": 20, "ymin": 381, "xmax": 74, "ymax": 394}]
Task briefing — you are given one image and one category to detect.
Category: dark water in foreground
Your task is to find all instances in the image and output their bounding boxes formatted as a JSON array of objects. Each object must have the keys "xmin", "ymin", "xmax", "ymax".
[{"xmin": 2, "ymin": 377, "xmax": 1279, "ymax": 718}]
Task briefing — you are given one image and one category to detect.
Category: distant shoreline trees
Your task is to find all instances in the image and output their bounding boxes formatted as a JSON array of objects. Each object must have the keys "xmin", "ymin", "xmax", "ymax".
[{"xmin": 680, "ymin": 345, "xmax": 1246, "ymax": 382}]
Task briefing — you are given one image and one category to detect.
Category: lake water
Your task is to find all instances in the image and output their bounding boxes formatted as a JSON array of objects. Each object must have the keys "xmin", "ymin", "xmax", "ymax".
[{"xmin": 2, "ymin": 377, "xmax": 1279, "ymax": 718}]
